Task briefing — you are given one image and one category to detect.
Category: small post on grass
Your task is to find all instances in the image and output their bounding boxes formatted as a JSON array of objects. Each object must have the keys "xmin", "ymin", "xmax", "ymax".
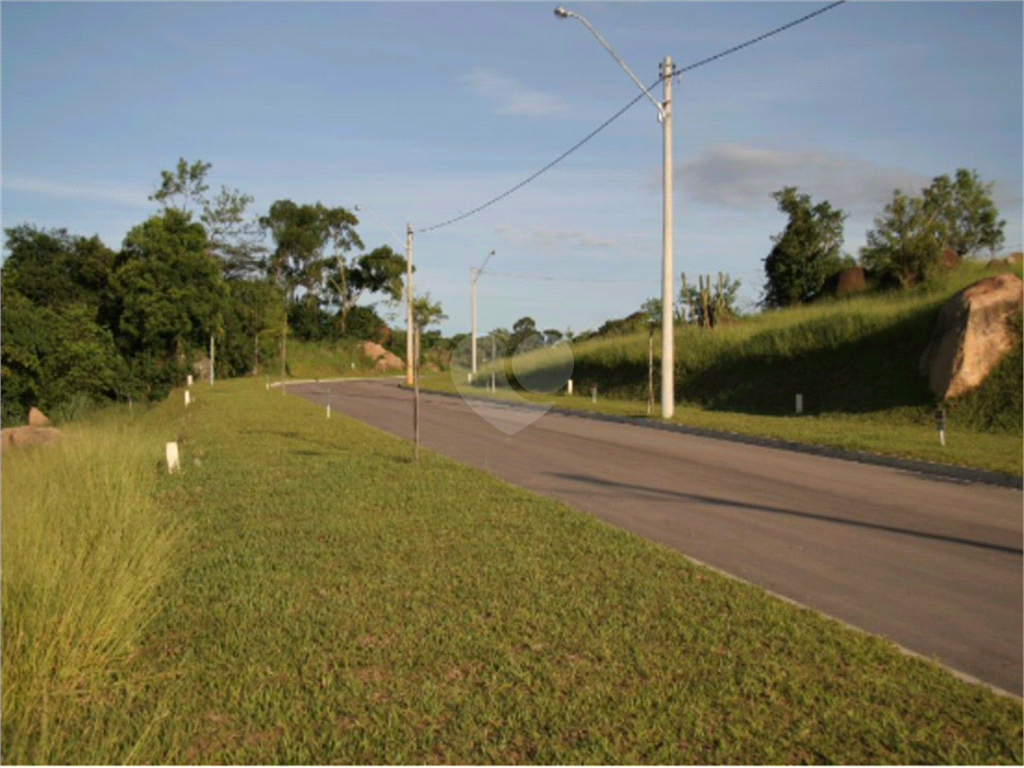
[
  {"xmin": 413, "ymin": 326, "xmax": 421, "ymax": 462},
  {"xmin": 647, "ymin": 324, "xmax": 655, "ymax": 416},
  {"xmin": 184, "ymin": 390, "xmax": 191, "ymax": 407},
  {"xmin": 567, "ymin": 379, "xmax": 573, "ymax": 396},
  {"xmin": 490, "ymin": 336, "xmax": 496, "ymax": 393},
  {"xmin": 935, "ymin": 407, "xmax": 946, "ymax": 447},
  {"xmin": 796, "ymin": 393, "xmax": 803, "ymax": 415},
  {"xmin": 326, "ymin": 391, "xmax": 331, "ymax": 420},
  {"xmin": 165, "ymin": 441, "xmax": 180, "ymax": 473},
  {"xmin": 591, "ymin": 383, "xmax": 597, "ymax": 404}
]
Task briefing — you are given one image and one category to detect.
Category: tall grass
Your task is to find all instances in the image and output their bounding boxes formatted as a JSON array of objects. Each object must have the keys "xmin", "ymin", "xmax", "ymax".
[{"xmin": 0, "ymin": 418, "xmax": 181, "ymax": 763}]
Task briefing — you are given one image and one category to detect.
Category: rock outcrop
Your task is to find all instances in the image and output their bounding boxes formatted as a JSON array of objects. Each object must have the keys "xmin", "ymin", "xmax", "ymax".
[
  {"xmin": 359, "ymin": 341, "xmax": 404, "ymax": 372},
  {"xmin": 0, "ymin": 426, "xmax": 62, "ymax": 452},
  {"xmin": 919, "ymin": 274, "xmax": 1023, "ymax": 399},
  {"xmin": 28, "ymin": 406, "xmax": 49, "ymax": 426}
]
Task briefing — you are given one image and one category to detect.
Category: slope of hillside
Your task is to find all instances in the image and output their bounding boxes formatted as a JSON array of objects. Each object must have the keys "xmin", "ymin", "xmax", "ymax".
[{"xmin": 509, "ymin": 262, "xmax": 1021, "ymax": 437}]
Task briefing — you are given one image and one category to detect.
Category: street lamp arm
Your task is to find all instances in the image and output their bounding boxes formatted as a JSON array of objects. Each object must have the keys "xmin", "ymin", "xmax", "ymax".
[
  {"xmin": 478, "ymin": 249, "xmax": 496, "ymax": 278},
  {"xmin": 554, "ymin": 7, "xmax": 665, "ymax": 120}
]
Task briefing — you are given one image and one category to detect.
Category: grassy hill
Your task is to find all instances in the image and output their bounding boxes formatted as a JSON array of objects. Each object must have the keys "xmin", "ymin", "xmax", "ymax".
[{"xmin": 507, "ymin": 261, "xmax": 1022, "ymax": 432}]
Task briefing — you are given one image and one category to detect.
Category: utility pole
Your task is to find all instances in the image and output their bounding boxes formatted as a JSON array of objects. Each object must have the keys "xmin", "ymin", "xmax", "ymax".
[
  {"xmin": 659, "ymin": 55, "xmax": 674, "ymax": 419},
  {"xmin": 470, "ymin": 249, "xmax": 495, "ymax": 376},
  {"xmin": 405, "ymin": 224, "xmax": 414, "ymax": 386},
  {"xmin": 554, "ymin": 8, "xmax": 675, "ymax": 419},
  {"xmin": 209, "ymin": 334, "xmax": 215, "ymax": 385}
]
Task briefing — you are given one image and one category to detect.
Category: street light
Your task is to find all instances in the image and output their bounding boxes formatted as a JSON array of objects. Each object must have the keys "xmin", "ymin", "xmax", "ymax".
[
  {"xmin": 554, "ymin": 6, "xmax": 676, "ymax": 419},
  {"xmin": 470, "ymin": 250, "xmax": 496, "ymax": 376},
  {"xmin": 354, "ymin": 204, "xmax": 415, "ymax": 386}
]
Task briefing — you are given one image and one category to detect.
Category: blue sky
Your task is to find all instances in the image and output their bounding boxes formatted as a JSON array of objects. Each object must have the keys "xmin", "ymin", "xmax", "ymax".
[{"xmin": 3, "ymin": 1, "xmax": 1022, "ymax": 336}]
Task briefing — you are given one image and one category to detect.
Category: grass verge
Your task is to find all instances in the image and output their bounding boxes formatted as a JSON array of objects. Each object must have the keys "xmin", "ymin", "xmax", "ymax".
[
  {"xmin": 0, "ymin": 407, "xmax": 183, "ymax": 763},
  {"xmin": 12, "ymin": 378, "xmax": 1017, "ymax": 763}
]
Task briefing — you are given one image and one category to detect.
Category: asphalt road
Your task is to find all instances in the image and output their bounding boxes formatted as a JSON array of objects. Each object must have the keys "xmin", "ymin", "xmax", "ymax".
[{"xmin": 290, "ymin": 378, "xmax": 1023, "ymax": 696}]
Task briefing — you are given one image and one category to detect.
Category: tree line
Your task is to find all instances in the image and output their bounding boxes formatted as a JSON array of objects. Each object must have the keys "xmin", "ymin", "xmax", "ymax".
[
  {"xmin": 1, "ymin": 159, "xmax": 409, "ymax": 425},
  {"xmin": 762, "ymin": 168, "xmax": 1006, "ymax": 308}
]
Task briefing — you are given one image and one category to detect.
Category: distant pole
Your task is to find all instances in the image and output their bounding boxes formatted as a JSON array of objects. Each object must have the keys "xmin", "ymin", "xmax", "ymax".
[
  {"xmin": 490, "ymin": 335, "xmax": 496, "ymax": 392},
  {"xmin": 405, "ymin": 224, "xmax": 414, "ymax": 386},
  {"xmin": 471, "ymin": 267, "xmax": 478, "ymax": 375},
  {"xmin": 280, "ymin": 322, "xmax": 287, "ymax": 394},
  {"xmin": 209, "ymin": 334, "xmax": 215, "ymax": 385},
  {"xmin": 648, "ymin": 325, "xmax": 655, "ymax": 415},
  {"xmin": 470, "ymin": 250, "xmax": 495, "ymax": 377}
]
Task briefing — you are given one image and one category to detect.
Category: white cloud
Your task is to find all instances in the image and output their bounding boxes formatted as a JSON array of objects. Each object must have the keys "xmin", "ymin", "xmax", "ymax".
[
  {"xmin": 3, "ymin": 176, "xmax": 150, "ymax": 207},
  {"xmin": 674, "ymin": 144, "xmax": 931, "ymax": 219},
  {"xmin": 464, "ymin": 68, "xmax": 568, "ymax": 117}
]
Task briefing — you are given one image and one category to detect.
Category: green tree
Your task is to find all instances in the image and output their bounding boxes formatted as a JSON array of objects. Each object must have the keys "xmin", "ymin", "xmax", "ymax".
[
  {"xmin": 150, "ymin": 158, "xmax": 266, "ymax": 279},
  {"xmin": 860, "ymin": 190, "xmax": 946, "ymax": 288},
  {"xmin": 1, "ymin": 289, "xmax": 125, "ymax": 423},
  {"xmin": 221, "ymin": 279, "xmax": 287, "ymax": 376},
  {"xmin": 109, "ymin": 208, "xmax": 228, "ymax": 397},
  {"xmin": 861, "ymin": 170, "xmax": 1006, "ymax": 288},
  {"xmin": 510, "ymin": 316, "xmax": 541, "ymax": 353},
  {"xmin": 763, "ymin": 187, "xmax": 847, "ymax": 308},
  {"xmin": 2, "ymin": 225, "xmax": 115, "ymax": 312},
  {"xmin": 323, "ymin": 245, "xmax": 405, "ymax": 335},
  {"xmin": 259, "ymin": 200, "xmax": 360, "ymax": 302},
  {"xmin": 924, "ymin": 168, "xmax": 1005, "ymax": 257}
]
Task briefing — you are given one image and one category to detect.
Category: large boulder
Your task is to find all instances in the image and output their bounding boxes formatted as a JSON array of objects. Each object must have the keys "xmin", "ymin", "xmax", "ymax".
[
  {"xmin": 821, "ymin": 266, "xmax": 867, "ymax": 298},
  {"xmin": 359, "ymin": 341, "xmax": 404, "ymax": 372},
  {"xmin": 0, "ymin": 426, "xmax": 62, "ymax": 452},
  {"xmin": 919, "ymin": 274, "xmax": 1023, "ymax": 399}
]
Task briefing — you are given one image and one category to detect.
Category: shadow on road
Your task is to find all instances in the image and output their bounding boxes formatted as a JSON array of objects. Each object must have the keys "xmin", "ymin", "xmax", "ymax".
[{"xmin": 549, "ymin": 472, "xmax": 1023, "ymax": 556}]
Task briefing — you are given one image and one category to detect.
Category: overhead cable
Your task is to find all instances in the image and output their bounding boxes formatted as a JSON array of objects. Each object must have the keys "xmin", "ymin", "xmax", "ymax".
[{"xmin": 415, "ymin": 0, "xmax": 846, "ymax": 235}]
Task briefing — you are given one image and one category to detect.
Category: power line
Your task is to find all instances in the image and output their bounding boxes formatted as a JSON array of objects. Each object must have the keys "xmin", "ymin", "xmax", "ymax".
[
  {"xmin": 481, "ymin": 269, "xmax": 653, "ymax": 284},
  {"xmin": 415, "ymin": 0, "xmax": 846, "ymax": 235}
]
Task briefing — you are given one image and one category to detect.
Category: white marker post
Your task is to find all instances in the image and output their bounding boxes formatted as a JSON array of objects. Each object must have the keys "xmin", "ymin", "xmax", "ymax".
[
  {"xmin": 935, "ymin": 408, "xmax": 946, "ymax": 447},
  {"xmin": 567, "ymin": 379, "xmax": 573, "ymax": 396},
  {"xmin": 165, "ymin": 442, "xmax": 180, "ymax": 473},
  {"xmin": 184, "ymin": 390, "xmax": 191, "ymax": 407},
  {"xmin": 796, "ymin": 393, "xmax": 803, "ymax": 415}
]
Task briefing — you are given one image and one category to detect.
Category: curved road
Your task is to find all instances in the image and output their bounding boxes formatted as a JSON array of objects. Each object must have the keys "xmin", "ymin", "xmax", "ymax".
[{"xmin": 290, "ymin": 378, "xmax": 1023, "ymax": 696}]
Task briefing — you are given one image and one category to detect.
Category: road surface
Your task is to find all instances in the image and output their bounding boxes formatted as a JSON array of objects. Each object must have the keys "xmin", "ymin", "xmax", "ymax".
[{"xmin": 290, "ymin": 378, "xmax": 1023, "ymax": 696}]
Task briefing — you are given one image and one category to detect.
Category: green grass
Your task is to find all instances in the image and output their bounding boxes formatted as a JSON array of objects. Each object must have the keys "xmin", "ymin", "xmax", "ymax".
[
  {"xmin": 450, "ymin": 261, "xmax": 1022, "ymax": 476},
  {"xmin": 0, "ymin": 406, "xmax": 184, "ymax": 764},
  {"xmin": 4, "ymin": 378, "xmax": 1019, "ymax": 763},
  {"xmin": 280, "ymin": 339, "xmax": 397, "ymax": 381}
]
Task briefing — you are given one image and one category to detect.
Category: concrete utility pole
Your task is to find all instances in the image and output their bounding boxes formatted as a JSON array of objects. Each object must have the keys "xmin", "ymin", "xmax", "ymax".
[
  {"xmin": 210, "ymin": 334, "xmax": 215, "ymax": 385},
  {"xmin": 660, "ymin": 55, "xmax": 674, "ymax": 419},
  {"xmin": 555, "ymin": 7, "xmax": 676, "ymax": 418},
  {"xmin": 406, "ymin": 224, "xmax": 414, "ymax": 386},
  {"xmin": 470, "ymin": 249, "xmax": 495, "ymax": 376}
]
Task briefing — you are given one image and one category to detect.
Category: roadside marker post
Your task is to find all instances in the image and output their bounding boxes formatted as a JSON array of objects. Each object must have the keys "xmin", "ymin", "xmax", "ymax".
[
  {"xmin": 935, "ymin": 408, "xmax": 946, "ymax": 446},
  {"xmin": 796, "ymin": 393, "xmax": 803, "ymax": 415},
  {"xmin": 591, "ymin": 384, "xmax": 598, "ymax": 404},
  {"xmin": 165, "ymin": 442, "xmax": 180, "ymax": 473}
]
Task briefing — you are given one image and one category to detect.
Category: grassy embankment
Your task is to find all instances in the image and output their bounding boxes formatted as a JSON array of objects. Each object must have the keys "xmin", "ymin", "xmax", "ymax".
[
  {"xmin": 2, "ymin": 378, "xmax": 1021, "ymax": 763},
  {"xmin": 438, "ymin": 261, "xmax": 1022, "ymax": 476},
  {"xmin": 274, "ymin": 339, "xmax": 399, "ymax": 381}
]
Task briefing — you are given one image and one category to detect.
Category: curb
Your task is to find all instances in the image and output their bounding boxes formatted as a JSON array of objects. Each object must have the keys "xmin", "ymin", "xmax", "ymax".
[{"xmin": 410, "ymin": 385, "xmax": 1023, "ymax": 490}]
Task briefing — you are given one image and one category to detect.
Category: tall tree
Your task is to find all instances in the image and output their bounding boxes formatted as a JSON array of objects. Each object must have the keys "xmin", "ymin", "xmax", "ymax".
[
  {"xmin": 259, "ymin": 200, "xmax": 359, "ymax": 302},
  {"xmin": 2, "ymin": 225, "xmax": 115, "ymax": 312},
  {"xmin": 922, "ymin": 168, "xmax": 1005, "ymax": 257},
  {"xmin": 861, "ymin": 169, "xmax": 1006, "ymax": 288},
  {"xmin": 323, "ymin": 245, "xmax": 404, "ymax": 335},
  {"xmin": 109, "ymin": 208, "xmax": 228, "ymax": 396},
  {"xmin": 860, "ymin": 190, "xmax": 946, "ymax": 288},
  {"xmin": 150, "ymin": 158, "xmax": 265, "ymax": 279},
  {"xmin": 763, "ymin": 187, "xmax": 847, "ymax": 308}
]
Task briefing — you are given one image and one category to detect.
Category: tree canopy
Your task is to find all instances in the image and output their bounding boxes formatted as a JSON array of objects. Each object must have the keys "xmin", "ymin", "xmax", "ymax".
[{"xmin": 762, "ymin": 187, "xmax": 847, "ymax": 308}]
